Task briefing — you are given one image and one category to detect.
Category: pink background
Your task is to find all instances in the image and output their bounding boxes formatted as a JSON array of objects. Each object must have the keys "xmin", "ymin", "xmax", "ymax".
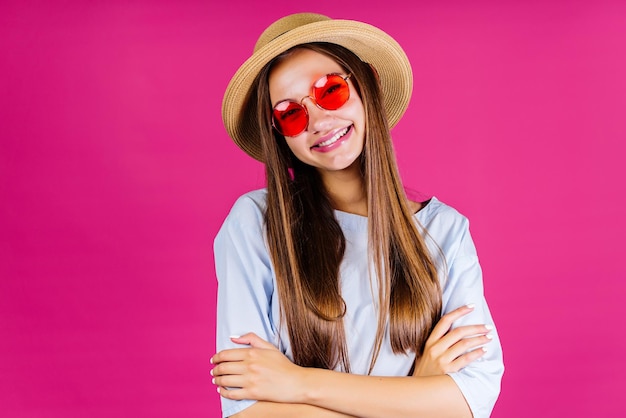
[{"xmin": 2, "ymin": 0, "xmax": 625, "ymax": 416}]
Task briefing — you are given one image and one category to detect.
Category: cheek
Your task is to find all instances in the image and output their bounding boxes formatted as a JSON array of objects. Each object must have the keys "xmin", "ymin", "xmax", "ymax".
[
  {"xmin": 347, "ymin": 96, "xmax": 365, "ymax": 122},
  {"xmin": 283, "ymin": 136, "xmax": 309, "ymax": 156}
]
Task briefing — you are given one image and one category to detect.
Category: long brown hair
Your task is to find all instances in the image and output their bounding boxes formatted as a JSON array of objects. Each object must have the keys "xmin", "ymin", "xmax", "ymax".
[{"xmin": 247, "ymin": 42, "xmax": 441, "ymax": 373}]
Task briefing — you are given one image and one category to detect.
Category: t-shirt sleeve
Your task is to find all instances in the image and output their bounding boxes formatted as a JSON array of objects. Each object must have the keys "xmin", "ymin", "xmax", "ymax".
[
  {"xmin": 441, "ymin": 217, "xmax": 505, "ymax": 418},
  {"xmin": 213, "ymin": 195, "xmax": 276, "ymax": 417}
]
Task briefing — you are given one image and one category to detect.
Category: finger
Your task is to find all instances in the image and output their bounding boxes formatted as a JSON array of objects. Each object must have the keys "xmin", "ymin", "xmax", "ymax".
[
  {"xmin": 447, "ymin": 346, "xmax": 489, "ymax": 372},
  {"xmin": 436, "ymin": 324, "xmax": 493, "ymax": 350},
  {"xmin": 211, "ymin": 361, "xmax": 248, "ymax": 378},
  {"xmin": 218, "ymin": 385, "xmax": 249, "ymax": 401},
  {"xmin": 231, "ymin": 332, "xmax": 276, "ymax": 350},
  {"xmin": 211, "ymin": 348, "xmax": 253, "ymax": 364},
  {"xmin": 441, "ymin": 333, "xmax": 493, "ymax": 364},
  {"xmin": 213, "ymin": 374, "xmax": 247, "ymax": 390},
  {"xmin": 427, "ymin": 304, "xmax": 475, "ymax": 343}
]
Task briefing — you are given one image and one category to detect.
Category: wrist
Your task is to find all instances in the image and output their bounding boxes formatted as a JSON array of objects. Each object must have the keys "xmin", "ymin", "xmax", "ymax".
[{"xmin": 298, "ymin": 367, "xmax": 322, "ymax": 404}]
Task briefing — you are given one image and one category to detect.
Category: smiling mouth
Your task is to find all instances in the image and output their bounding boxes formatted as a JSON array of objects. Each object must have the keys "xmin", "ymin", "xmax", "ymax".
[{"xmin": 312, "ymin": 126, "xmax": 351, "ymax": 148}]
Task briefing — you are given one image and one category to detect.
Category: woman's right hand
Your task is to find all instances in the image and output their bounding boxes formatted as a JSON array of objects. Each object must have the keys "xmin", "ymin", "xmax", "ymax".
[{"xmin": 413, "ymin": 304, "xmax": 493, "ymax": 377}]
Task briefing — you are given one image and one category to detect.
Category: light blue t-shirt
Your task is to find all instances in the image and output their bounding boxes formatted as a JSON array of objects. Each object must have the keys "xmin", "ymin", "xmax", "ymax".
[{"xmin": 214, "ymin": 189, "xmax": 504, "ymax": 418}]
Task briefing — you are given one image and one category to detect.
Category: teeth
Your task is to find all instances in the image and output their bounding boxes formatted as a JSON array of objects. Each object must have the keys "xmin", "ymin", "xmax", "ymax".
[{"xmin": 316, "ymin": 126, "xmax": 349, "ymax": 147}]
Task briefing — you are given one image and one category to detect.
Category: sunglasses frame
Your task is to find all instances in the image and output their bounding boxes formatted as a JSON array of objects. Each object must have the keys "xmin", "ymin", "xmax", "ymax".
[{"xmin": 271, "ymin": 73, "xmax": 353, "ymax": 137}]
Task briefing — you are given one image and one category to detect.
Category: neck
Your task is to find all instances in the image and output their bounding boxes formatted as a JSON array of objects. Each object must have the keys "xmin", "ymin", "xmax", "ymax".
[{"xmin": 319, "ymin": 162, "xmax": 367, "ymax": 216}]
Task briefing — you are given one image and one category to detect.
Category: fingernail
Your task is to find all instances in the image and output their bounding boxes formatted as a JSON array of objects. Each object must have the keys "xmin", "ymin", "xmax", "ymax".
[
  {"xmin": 210, "ymin": 368, "xmax": 214, "ymax": 376},
  {"xmin": 212, "ymin": 378, "xmax": 215, "ymax": 385},
  {"xmin": 209, "ymin": 357, "xmax": 213, "ymax": 364},
  {"xmin": 229, "ymin": 335, "xmax": 241, "ymax": 339},
  {"xmin": 482, "ymin": 346, "xmax": 488, "ymax": 353},
  {"xmin": 484, "ymin": 324, "xmax": 494, "ymax": 331},
  {"xmin": 485, "ymin": 334, "xmax": 494, "ymax": 340},
  {"xmin": 217, "ymin": 387, "xmax": 221, "ymax": 395},
  {"xmin": 466, "ymin": 303, "xmax": 475, "ymax": 309}
]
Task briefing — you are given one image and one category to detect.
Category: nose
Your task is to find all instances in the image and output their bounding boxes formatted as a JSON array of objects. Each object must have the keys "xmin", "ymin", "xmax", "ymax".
[{"xmin": 302, "ymin": 97, "xmax": 334, "ymax": 133}]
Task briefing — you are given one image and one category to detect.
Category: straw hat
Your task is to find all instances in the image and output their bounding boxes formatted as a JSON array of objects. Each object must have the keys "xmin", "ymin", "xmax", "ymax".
[{"xmin": 221, "ymin": 12, "xmax": 413, "ymax": 162}]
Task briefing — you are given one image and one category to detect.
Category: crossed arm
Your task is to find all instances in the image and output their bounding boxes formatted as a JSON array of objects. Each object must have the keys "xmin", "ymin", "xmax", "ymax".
[
  {"xmin": 211, "ymin": 305, "xmax": 493, "ymax": 418},
  {"xmin": 213, "ymin": 196, "xmax": 503, "ymax": 417}
]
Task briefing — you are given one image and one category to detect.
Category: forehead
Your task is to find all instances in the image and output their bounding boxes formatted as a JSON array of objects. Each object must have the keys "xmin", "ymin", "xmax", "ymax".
[{"xmin": 268, "ymin": 49, "xmax": 344, "ymax": 103}]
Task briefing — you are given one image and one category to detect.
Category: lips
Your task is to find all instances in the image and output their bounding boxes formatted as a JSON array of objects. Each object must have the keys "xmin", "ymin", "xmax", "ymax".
[{"xmin": 311, "ymin": 125, "xmax": 352, "ymax": 149}]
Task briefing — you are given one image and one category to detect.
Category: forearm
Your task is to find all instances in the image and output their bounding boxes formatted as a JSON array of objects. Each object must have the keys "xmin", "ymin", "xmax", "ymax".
[
  {"xmin": 232, "ymin": 401, "xmax": 357, "ymax": 418},
  {"xmin": 214, "ymin": 333, "xmax": 479, "ymax": 418},
  {"xmin": 301, "ymin": 371, "xmax": 471, "ymax": 418}
]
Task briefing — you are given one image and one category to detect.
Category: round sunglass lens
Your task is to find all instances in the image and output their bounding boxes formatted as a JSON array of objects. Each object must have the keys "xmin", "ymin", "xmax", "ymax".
[
  {"xmin": 273, "ymin": 101, "xmax": 308, "ymax": 136},
  {"xmin": 314, "ymin": 74, "xmax": 350, "ymax": 110}
]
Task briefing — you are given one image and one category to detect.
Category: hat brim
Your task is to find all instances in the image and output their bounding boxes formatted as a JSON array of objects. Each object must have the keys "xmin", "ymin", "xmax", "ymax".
[{"xmin": 222, "ymin": 19, "xmax": 413, "ymax": 162}]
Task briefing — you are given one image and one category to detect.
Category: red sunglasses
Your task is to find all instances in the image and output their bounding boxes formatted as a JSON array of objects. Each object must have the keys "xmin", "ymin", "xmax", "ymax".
[{"xmin": 271, "ymin": 73, "xmax": 352, "ymax": 137}]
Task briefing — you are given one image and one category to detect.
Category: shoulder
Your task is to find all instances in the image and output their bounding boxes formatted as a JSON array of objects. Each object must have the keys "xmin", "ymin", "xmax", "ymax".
[
  {"xmin": 415, "ymin": 197, "xmax": 472, "ymax": 256},
  {"xmin": 222, "ymin": 188, "xmax": 268, "ymax": 227},
  {"xmin": 417, "ymin": 197, "xmax": 469, "ymax": 232},
  {"xmin": 214, "ymin": 189, "xmax": 268, "ymax": 245}
]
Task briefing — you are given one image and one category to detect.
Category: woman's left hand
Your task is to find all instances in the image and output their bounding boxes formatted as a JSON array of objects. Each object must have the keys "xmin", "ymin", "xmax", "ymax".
[
  {"xmin": 413, "ymin": 304, "xmax": 493, "ymax": 377},
  {"xmin": 211, "ymin": 333, "xmax": 306, "ymax": 403}
]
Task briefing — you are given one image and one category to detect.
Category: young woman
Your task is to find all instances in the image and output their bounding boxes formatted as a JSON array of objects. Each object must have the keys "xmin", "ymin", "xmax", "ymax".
[{"xmin": 211, "ymin": 13, "xmax": 504, "ymax": 418}]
